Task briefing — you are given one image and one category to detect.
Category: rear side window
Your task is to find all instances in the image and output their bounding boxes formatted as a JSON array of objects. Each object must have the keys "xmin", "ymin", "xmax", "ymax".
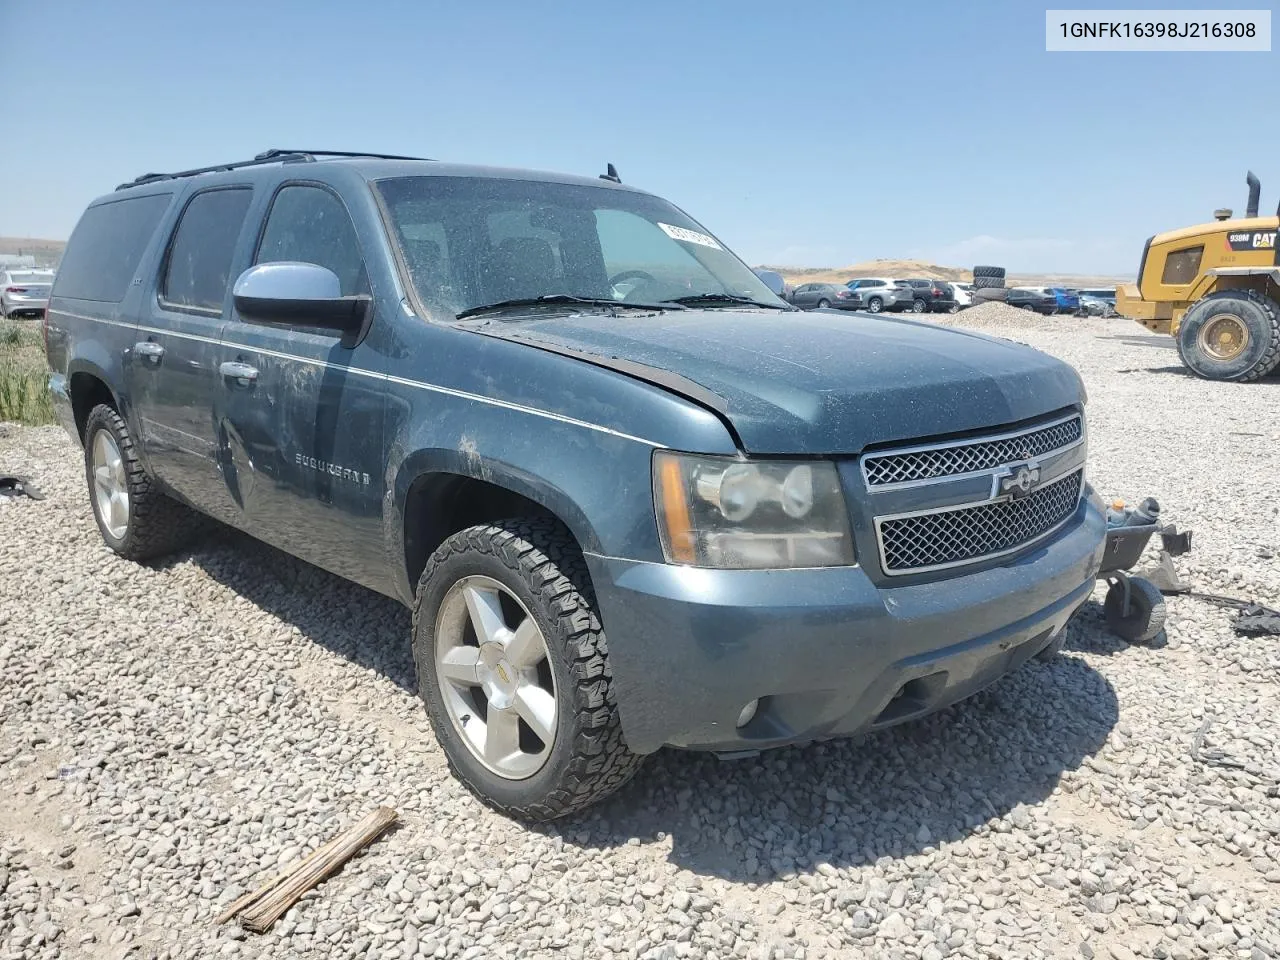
[
  {"xmin": 161, "ymin": 188, "xmax": 253, "ymax": 314},
  {"xmin": 52, "ymin": 193, "xmax": 172, "ymax": 302},
  {"xmin": 256, "ymin": 185, "xmax": 367, "ymax": 295}
]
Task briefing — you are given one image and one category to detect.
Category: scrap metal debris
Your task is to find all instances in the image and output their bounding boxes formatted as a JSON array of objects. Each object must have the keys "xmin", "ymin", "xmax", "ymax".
[
  {"xmin": 1187, "ymin": 593, "xmax": 1280, "ymax": 637},
  {"xmin": 217, "ymin": 805, "xmax": 398, "ymax": 933},
  {"xmin": 0, "ymin": 475, "xmax": 44, "ymax": 500}
]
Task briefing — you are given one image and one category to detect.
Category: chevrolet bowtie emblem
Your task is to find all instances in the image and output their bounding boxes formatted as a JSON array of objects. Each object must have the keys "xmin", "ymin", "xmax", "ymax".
[{"xmin": 993, "ymin": 461, "xmax": 1042, "ymax": 500}]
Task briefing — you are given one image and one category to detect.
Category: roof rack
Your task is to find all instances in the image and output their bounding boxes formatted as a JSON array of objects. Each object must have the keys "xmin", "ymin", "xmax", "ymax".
[{"xmin": 115, "ymin": 148, "xmax": 435, "ymax": 191}]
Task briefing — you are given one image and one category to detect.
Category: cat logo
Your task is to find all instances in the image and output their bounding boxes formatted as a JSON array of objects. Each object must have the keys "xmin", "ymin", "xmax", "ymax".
[{"xmin": 1227, "ymin": 230, "xmax": 1277, "ymax": 252}]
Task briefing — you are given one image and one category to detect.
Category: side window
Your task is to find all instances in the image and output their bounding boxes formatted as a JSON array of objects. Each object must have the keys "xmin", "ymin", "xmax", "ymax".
[
  {"xmin": 161, "ymin": 188, "xmax": 253, "ymax": 313},
  {"xmin": 257, "ymin": 185, "xmax": 367, "ymax": 295},
  {"xmin": 53, "ymin": 193, "xmax": 173, "ymax": 302}
]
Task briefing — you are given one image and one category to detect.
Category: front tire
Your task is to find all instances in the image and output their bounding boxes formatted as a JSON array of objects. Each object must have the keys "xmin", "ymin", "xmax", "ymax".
[
  {"xmin": 412, "ymin": 518, "xmax": 643, "ymax": 820},
  {"xmin": 1175, "ymin": 290, "xmax": 1280, "ymax": 382},
  {"xmin": 867, "ymin": 297, "xmax": 883, "ymax": 313},
  {"xmin": 83, "ymin": 404, "xmax": 203, "ymax": 561},
  {"xmin": 911, "ymin": 298, "xmax": 926, "ymax": 313}
]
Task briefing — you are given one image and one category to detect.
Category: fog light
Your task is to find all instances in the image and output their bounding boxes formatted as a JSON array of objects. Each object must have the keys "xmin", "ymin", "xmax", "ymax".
[{"xmin": 736, "ymin": 699, "xmax": 760, "ymax": 728}]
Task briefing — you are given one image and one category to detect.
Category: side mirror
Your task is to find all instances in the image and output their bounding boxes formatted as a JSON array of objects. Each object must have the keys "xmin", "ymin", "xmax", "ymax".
[{"xmin": 232, "ymin": 262, "xmax": 370, "ymax": 339}]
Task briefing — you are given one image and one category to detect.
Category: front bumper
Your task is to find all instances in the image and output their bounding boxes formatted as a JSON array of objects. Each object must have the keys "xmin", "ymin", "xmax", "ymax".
[{"xmin": 587, "ymin": 492, "xmax": 1105, "ymax": 754}]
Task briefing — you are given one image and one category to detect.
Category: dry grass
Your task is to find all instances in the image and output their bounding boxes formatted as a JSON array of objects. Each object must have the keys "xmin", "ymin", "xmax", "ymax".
[{"xmin": 0, "ymin": 320, "xmax": 54, "ymax": 425}]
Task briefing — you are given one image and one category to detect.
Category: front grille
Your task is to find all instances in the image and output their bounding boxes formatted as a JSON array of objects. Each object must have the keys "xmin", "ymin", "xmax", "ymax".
[
  {"xmin": 863, "ymin": 415, "xmax": 1082, "ymax": 486},
  {"xmin": 878, "ymin": 469, "xmax": 1083, "ymax": 574}
]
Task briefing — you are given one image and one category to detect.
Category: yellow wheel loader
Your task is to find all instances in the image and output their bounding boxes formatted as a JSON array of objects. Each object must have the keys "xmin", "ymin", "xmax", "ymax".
[{"xmin": 1116, "ymin": 171, "xmax": 1280, "ymax": 381}]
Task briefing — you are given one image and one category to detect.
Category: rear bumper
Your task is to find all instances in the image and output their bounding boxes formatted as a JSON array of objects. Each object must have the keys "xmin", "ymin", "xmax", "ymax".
[
  {"xmin": 588, "ymin": 491, "xmax": 1106, "ymax": 755},
  {"xmin": 2, "ymin": 296, "xmax": 48, "ymax": 316}
]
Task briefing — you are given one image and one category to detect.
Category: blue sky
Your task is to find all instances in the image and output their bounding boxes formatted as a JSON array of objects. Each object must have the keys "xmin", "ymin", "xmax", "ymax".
[{"xmin": 2, "ymin": 0, "xmax": 1276, "ymax": 274}]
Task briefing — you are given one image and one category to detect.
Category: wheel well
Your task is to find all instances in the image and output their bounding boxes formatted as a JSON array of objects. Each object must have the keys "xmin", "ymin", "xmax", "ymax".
[
  {"xmin": 69, "ymin": 373, "xmax": 116, "ymax": 440},
  {"xmin": 403, "ymin": 473, "xmax": 564, "ymax": 588}
]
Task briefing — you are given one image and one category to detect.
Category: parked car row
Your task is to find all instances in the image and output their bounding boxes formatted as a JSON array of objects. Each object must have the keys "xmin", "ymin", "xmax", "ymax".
[
  {"xmin": 1008, "ymin": 287, "xmax": 1115, "ymax": 317},
  {"xmin": 787, "ymin": 277, "xmax": 960, "ymax": 314},
  {"xmin": 769, "ymin": 273, "xmax": 1116, "ymax": 321}
]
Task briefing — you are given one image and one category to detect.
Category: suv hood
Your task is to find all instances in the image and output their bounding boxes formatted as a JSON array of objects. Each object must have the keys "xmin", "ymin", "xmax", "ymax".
[{"xmin": 483, "ymin": 309, "xmax": 1084, "ymax": 455}]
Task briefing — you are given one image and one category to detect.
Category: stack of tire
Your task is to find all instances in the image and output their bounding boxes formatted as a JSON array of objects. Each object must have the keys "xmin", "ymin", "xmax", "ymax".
[{"xmin": 971, "ymin": 265, "xmax": 1008, "ymax": 302}]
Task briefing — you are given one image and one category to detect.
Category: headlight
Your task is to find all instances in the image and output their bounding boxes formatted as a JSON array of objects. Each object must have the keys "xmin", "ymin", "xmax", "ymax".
[{"xmin": 653, "ymin": 452, "xmax": 855, "ymax": 569}]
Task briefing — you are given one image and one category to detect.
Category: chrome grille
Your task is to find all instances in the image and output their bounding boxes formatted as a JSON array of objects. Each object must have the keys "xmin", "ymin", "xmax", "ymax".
[
  {"xmin": 863, "ymin": 415, "xmax": 1082, "ymax": 486},
  {"xmin": 878, "ymin": 469, "xmax": 1083, "ymax": 574}
]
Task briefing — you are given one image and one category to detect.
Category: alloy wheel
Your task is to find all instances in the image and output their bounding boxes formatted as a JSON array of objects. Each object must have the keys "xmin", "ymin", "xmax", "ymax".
[
  {"xmin": 91, "ymin": 428, "xmax": 129, "ymax": 540},
  {"xmin": 433, "ymin": 575, "xmax": 557, "ymax": 780}
]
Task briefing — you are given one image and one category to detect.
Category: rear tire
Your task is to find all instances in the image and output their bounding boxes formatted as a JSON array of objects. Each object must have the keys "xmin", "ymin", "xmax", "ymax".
[
  {"xmin": 412, "ymin": 518, "xmax": 643, "ymax": 821},
  {"xmin": 83, "ymin": 405, "xmax": 205, "ymax": 562},
  {"xmin": 816, "ymin": 298, "xmax": 830, "ymax": 309},
  {"xmin": 1175, "ymin": 290, "xmax": 1280, "ymax": 382}
]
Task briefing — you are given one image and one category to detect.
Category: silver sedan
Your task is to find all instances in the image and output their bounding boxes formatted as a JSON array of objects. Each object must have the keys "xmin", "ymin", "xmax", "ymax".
[{"xmin": 1, "ymin": 269, "xmax": 55, "ymax": 318}]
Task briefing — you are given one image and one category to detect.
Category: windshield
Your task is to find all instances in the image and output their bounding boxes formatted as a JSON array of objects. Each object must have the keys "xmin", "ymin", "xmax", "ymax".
[{"xmin": 375, "ymin": 176, "xmax": 784, "ymax": 319}]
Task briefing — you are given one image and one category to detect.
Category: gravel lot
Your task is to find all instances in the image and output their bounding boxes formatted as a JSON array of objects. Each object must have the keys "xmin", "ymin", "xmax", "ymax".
[{"xmin": 2, "ymin": 309, "xmax": 1278, "ymax": 960}]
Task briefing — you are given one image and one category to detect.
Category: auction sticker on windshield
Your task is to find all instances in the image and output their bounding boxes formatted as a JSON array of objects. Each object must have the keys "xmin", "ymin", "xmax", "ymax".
[{"xmin": 658, "ymin": 223, "xmax": 722, "ymax": 249}]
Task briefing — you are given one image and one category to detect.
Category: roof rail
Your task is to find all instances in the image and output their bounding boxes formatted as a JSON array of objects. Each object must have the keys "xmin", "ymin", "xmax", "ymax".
[{"xmin": 115, "ymin": 148, "xmax": 435, "ymax": 191}]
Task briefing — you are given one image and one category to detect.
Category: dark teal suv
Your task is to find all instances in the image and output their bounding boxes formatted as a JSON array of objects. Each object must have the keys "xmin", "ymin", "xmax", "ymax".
[{"xmin": 45, "ymin": 150, "xmax": 1106, "ymax": 819}]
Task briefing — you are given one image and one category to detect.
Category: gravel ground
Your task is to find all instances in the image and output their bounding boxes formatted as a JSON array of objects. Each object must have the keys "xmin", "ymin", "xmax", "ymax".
[{"xmin": 1, "ymin": 315, "xmax": 1278, "ymax": 960}]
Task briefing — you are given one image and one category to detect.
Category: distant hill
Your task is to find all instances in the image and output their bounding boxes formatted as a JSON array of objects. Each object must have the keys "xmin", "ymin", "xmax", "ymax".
[
  {"xmin": 0, "ymin": 237, "xmax": 65, "ymax": 267},
  {"xmin": 761, "ymin": 258, "xmax": 1131, "ymax": 290}
]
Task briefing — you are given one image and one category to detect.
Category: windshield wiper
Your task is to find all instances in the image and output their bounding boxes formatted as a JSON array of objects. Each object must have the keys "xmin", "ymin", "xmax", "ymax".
[
  {"xmin": 455, "ymin": 295, "xmax": 679, "ymax": 320},
  {"xmin": 664, "ymin": 293, "xmax": 792, "ymax": 311}
]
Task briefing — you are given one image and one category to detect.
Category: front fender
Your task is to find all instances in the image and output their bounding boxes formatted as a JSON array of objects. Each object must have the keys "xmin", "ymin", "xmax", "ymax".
[{"xmin": 386, "ymin": 426, "xmax": 664, "ymax": 604}]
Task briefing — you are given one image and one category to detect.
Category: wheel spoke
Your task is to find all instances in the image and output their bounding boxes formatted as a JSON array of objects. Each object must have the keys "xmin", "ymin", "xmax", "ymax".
[
  {"xmin": 110, "ymin": 490, "xmax": 128, "ymax": 530},
  {"xmin": 483, "ymin": 708, "xmax": 521, "ymax": 766},
  {"xmin": 513, "ymin": 685, "xmax": 556, "ymax": 745},
  {"xmin": 503, "ymin": 618, "xmax": 544, "ymax": 668},
  {"xmin": 462, "ymin": 584, "xmax": 508, "ymax": 646},
  {"xmin": 437, "ymin": 645, "xmax": 481, "ymax": 685}
]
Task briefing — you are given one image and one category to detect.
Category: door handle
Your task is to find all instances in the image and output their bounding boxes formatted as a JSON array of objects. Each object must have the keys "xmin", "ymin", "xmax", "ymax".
[
  {"xmin": 219, "ymin": 361, "xmax": 259, "ymax": 386},
  {"xmin": 134, "ymin": 341, "xmax": 165, "ymax": 362}
]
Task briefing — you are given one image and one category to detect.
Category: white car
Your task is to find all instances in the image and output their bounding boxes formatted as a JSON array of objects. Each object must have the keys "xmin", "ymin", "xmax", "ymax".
[
  {"xmin": 1, "ymin": 269, "xmax": 56, "ymax": 318},
  {"xmin": 950, "ymin": 281, "xmax": 974, "ymax": 308}
]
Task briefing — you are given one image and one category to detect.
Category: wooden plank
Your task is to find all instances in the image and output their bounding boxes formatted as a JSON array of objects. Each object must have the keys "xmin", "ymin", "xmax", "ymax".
[{"xmin": 216, "ymin": 806, "xmax": 399, "ymax": 933}]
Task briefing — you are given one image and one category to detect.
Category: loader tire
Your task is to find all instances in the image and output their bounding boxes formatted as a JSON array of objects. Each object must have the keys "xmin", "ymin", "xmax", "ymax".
[
  {"xmin": 1175, "ymin": 290, "xmax": 1280, "ymax": 382},
  {"xmin": 973, "ymin": 276, "xmax": 1005, "ymax": 289},
  {"xmin": 972, "ymin": 287, "xmax": 1008, "ymax": 302},
  {"xmin": 973, "ymin": 265, "xmax": 1006, "ymax": 279}
]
